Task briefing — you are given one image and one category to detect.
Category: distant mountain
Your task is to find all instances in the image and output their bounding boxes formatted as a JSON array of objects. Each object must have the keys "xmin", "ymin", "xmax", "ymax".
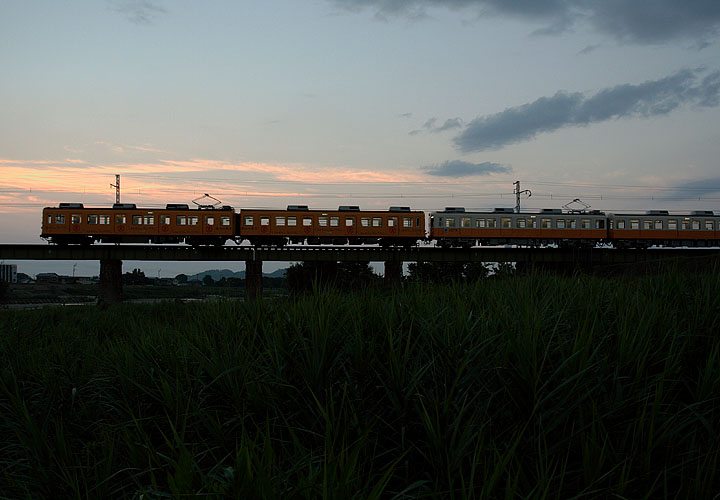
[
  {"xmin": 264, "ymin": 268, "xmax": 287, "ymax": 278},
  {"xmin": 187, "ymin": 268, "xmax": 286, "ymax": 281}
]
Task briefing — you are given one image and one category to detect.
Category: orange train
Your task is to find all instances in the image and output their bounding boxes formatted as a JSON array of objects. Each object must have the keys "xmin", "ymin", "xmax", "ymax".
[
  {"xmin": 41, "ymin": 203, "xmax": 425, "ymax": 247},
  {"xmin": 41, "ymin": 203, "xmax": 720, "ymax": 248}
]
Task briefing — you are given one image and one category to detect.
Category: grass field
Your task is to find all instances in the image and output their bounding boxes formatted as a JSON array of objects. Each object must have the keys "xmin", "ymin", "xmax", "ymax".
[{"xmin": 1, "ymin": 268, "xmax": 719, "ymax": 498}]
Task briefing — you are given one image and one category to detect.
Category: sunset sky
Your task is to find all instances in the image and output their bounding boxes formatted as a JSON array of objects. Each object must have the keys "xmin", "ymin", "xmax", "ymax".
[{"xmin": 2, "ymin": 1, "xmax": 720, "ymax": 277}]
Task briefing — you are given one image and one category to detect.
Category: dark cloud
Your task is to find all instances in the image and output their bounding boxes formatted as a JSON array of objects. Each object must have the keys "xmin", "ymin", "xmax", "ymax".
[
  {"xmin": 662, "ymin": 178, "xmax": 720, "ymax": 200},
  {"xmin": 454, "ymin": 68, "xmax": 720, "ymax": 152},
  {"xmin": 111, "ymin": 0, "xmax": 167, "ymax": 25},
  {"xmin": 409, "ymin": 116, "xmax": 463, "ymax": 135},
  {"xmin": 424, "ymin": 160, "xmax": 510, "ymax": 177},
  {"xmin": 328, "ymin": 0, "xmax": 720, "ymax": 45},
  {"xmin": 577, "ymin": 44, "xmax": 601, "ymax": 55}
]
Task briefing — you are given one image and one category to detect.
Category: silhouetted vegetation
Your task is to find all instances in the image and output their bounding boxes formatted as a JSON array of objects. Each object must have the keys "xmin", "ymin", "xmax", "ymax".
[
  {"xmin": 122, "ymin": 268, "xmax": 153, "ymax": 285},
  {"xmin": 2, "ymin": 268, "xmax": 720, "ymax": 498},
  {"xmin": 407, "ymin": 261, "xmax": 495, "ymax": 283},
  {"xmin": 286, "ymin": 261, "xmax": 380, "ymax": 294}
]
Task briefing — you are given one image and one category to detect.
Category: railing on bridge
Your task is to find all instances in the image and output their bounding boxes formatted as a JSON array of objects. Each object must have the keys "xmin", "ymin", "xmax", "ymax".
[{"xmin": 1, "ymin": 244, "xmax": 718, "ymax": 264}]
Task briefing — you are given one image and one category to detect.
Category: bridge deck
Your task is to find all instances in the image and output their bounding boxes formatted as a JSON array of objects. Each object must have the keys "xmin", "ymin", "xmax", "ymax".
[{"xmin": 1, "ymin": 244, "xmax": 718, "ymax": 263}]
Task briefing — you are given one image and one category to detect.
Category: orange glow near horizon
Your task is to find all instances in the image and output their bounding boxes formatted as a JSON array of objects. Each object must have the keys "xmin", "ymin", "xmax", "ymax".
[{"xmin": 0, "ymin": 156, "xmax": 465, "ymax": 216}]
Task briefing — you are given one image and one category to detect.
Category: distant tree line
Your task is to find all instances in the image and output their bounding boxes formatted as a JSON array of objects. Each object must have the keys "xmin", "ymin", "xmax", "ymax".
[
  {"xmin": 286, "ymin": 261, "xmax": 380, "ymax": 294},
  {"xmin": 122, "ymin": 269, "xmax": 288, "ymax": 289},
  {"xmin": 406, "ymin": 261, "xmax": 515, "ymax": 284}
]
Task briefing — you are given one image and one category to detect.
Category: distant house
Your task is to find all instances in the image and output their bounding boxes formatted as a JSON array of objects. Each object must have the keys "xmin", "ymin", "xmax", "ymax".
[
  {"xmin": 36, "ymin": 272, "xmax": 60, "ymax": 283},
  {"xmin": 0, "ymin": 264, "xmax": 17, "ymax": 283},
  {"xmin": 17, "ymin": 273, "xmax": 32, "ymax": 284}
]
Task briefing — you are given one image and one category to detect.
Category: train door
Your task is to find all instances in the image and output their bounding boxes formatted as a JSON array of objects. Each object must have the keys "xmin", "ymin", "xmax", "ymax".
[
  {"xmin": 344, "ymin": 215, "xmax": 357, "ymax": 239},
  {"xmin": 388, "ymin": 216, "xmax": 398, "ymax": 236}
]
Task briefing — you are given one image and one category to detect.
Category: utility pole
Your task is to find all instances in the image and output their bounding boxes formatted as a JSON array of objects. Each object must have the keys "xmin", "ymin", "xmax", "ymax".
[
  {"xmin": 111, "ymin": 174, "xmax": 120, "ymax": 204},
  {"xmin": 514, "ymin": 181, "xmax": 531, "ymax": 213}
]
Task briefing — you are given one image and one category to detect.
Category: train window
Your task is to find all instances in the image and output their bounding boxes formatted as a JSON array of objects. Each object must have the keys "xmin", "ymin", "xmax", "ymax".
[
  {"xmin": 403, "ymin": 218, "xmax": 412, "ymax": 227},
  {"xmin": 556, "ymin": 219, "xmax": 566, "ymax": 229},
  {"xmin": 568, "ymin": 219, "xmax": 577, "ymax": 229},
  {"xmin": 288, "ymin": 216, "xmax": 297, "ymax": 226},
  {"xmin": 318, "ymin": 216, "xmax": 328, "ymax": 227},
  {"xmin": 361, "ymin": 217, "xmax": 370, "ymax": 227},
  {"xmin": 303, "ymin": 217, "xmax": 313, "ymax": 226},
  {"xmin": 260, "ymin": 216, "xmax": 270, "ymax": 226},
  {"xmin": 668, "ymin": 220, "xmax": 677, "ymax": 230},
  {"xmin": 346, "ymin": 218, "xmax": 354, "ymax": 227},
  {"xmin": 445, "ymin": 218, "xmax": 456, "ymax": 228},
  {"xmin": 205, "ymin": 216, "xmax": 215, "ymax": 226},
  {"xmin": 416, "ymin": 217, "xmax": 420, "ymax": 227},
  {"xmin": 655, "ymin": 220, "xmax": 663, "ymax": 229},
  {"xmin": 541, "ymin": 219, "xmax": 551, "ymax": 229},
  {"xmin": 47, "ymin": 215, "xmax": 52, "ymax": 224},
  {"xmin": 517, "ymin": 219, "xmax": 526, "ymax": 228},
  {"xmin": 71, "ymin": 215, "xmax": 81, "ymax": 224},
  {"xmin": 682, "ymin": 219, "xmax": 690, "ymax": 230},
  {"xmin": 487, "ymin": 218, "xmax": 497, "ymax": 228},
  {"xmin": 630, "ymin": 220, "xmax": 639, "ymax": 230},
  {"xmin": 596, "ymin": 220, "xmax": 605, "ymax": 229},
  {"xmin": 706, "ymin": 221, "xmax": 714, "ymax": 230},
  {"xmin": 55, "ymin": 214, "xmax": 65, "ymax": 224},
  {"xmin": 388, "ymin": 218, "xmax": 395, "ymax": 227},
  {"xmin": 132, "ymin": 215, "xmax": 142, "ymax": 225},
  {"xmin": 643, "ymin": 220, "xmax": 652, "ymax": 230},
  {"xmin": 617, "ymin": 220, "xmax": 625, "ymax": 229},
  {"xmin": 476, "ymin": 219, "xmax": 485, "ymax": 228},
  {"xmin": 244, "ymin": 216, "xmax": 254, "ymax": 226},
  {"xmin": 501, "ymin": 218, "xmax": 511, "ymax": 228},
  {"xmin": 161, "ymin": 216, "xmax": 171, "ymax": 225},
  {"xmin": 88, "ymin": 215, "xmax": 98, "ymax": 225},
  {"xmin": 189, "ymin": 216, "xmax": 198, "ymax": 226},
  {"xmin": 373, "ymin": 217, "xmax": 382, "ymax": 227},
  {"xmin": 331, "ymin": 216, "xmax": 340, "ymax": 227},
  {"xmin": 99, "ymin": 215, "xmax": 111, "ymax": 225},
  {"xmin": 144, "ymin": 216, "xmax": 154, "ymax": 225},
  {"xmin": 276, "ymin": 216, "xmax": 286, "ymax": 226},
  {"xmin": 529, "ymin": 218, "xmax": 537, "ymax": 228},
  {"xmin": 692, "ymin": 220, "xmax": 700, "ymax": 230},
  {"xmin": 581, "ymin": 219, "xmax": 590, "ymax": 229},
  {"xmin": 116, "ymin": 214, "xmax": 127, "ymax": 224},
  {"xmin": 221, "ymin": 216, "xmax": 231, "ymax": 226},
  {"xmin": 177, "ymin": 216, "xmax": 187, "ymax": 226},
  {"xmin": 461, "ymin": 217, "xmax": 471, "ymax": 228}
]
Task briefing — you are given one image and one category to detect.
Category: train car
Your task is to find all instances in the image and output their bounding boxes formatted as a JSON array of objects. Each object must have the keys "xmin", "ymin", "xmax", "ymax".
[
  {"xmin": 41, "ymin": 203, "xmax": 235, "ymax": 246},
  {"xmin": 608, "ymin": 210, "xmax": 720, "ymax": 248},
  {"xmin": 430, "ymin": 207, "xmax": 608, "ymax": 248},
  {"xmin": 237, "ymin": 205, "xmax": 425, "ymax": 246}
]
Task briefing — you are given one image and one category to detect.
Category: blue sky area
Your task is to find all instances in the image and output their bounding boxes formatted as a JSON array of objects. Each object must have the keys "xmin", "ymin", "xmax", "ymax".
[{"xmin": 2, "ymin": 0, "xmax": 720, "ymax": 277}]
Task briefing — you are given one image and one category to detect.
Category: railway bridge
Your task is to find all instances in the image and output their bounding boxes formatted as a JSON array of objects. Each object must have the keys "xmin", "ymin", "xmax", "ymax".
[{"xmin": 1, "ymin": 244, "xmax": 717, "ymax": 303}]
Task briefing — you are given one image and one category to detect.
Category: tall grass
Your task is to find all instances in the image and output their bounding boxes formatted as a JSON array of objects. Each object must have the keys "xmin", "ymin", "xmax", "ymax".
[{"xmin": 1, "ymin": 268, "xmax": 720, "ymax": 498}]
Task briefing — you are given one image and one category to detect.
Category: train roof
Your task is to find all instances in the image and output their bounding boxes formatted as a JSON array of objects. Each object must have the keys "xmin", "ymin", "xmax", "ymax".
[
  {"xmin": 241, "ymin": 207, "xmax": 423, "ymax": 213},
  {"xmin": 46, "ymin": 204, "xmax": 234, "ymax": 211},
  {"xmin": 608, "ymin": 211, "xmax": 719, "ymax": 217},
  {"xmin": 430, "ymin": 209, "xmax": 607, "ymax": 216}
]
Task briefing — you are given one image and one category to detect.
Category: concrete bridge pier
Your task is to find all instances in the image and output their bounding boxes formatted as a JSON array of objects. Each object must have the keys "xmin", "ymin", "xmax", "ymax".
[
  {"xmin": 384, "ymin": 260, "xmax": 403, "ymax": 287},
  {"xmin": 245, "ymin": 260, "xmax": 263, "ymax": 300},
  {"xmin": 98, "ymin": 259, "xmax": 123, "ymax": 304}
]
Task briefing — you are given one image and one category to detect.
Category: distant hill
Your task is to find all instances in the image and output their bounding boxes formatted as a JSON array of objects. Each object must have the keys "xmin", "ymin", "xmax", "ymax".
[{"xmin": 187, "ymin": 268, "xmax": 286, "ymax": 281}]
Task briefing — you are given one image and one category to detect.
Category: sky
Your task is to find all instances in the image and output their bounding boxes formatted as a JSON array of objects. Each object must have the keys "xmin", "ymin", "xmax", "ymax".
[{"xmin": 2, "ymin": 0, "xmax": 720, "ymax": 277}]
